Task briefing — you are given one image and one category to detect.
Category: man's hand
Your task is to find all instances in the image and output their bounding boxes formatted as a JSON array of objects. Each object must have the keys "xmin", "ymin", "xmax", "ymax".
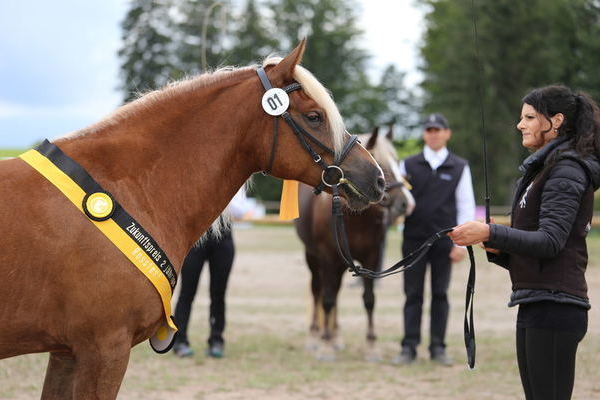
[{"xmin": 449, "ymin": 246, "xmax": 467, "ymax": 263}]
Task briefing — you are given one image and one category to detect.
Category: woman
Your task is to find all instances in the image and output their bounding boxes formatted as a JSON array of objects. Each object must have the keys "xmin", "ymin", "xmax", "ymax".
[{"xmin": 449, "ymin": 85, "xmax": 600, "ymax": 400}]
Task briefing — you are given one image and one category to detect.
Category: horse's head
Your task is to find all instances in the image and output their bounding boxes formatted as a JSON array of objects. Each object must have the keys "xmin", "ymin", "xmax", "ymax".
[
  {"xmin": 252, "ymin": 40, "xmax": 384, "ymax": 211},
  {"xmin": 361, "ymin": 126, "xmax": 415, "ymax": 225}
]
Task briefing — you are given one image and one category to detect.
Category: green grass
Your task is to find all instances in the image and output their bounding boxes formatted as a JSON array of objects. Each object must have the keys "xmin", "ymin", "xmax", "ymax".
[{"xmin": 0, "ymin": 148, "xmax": 26, "ymax": 158}]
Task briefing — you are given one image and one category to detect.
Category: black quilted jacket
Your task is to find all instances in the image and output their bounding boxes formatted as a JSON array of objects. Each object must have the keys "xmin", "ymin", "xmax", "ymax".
[{"xmin": 487, "ymin": 136, "xmax": 600, "ymax": 264}]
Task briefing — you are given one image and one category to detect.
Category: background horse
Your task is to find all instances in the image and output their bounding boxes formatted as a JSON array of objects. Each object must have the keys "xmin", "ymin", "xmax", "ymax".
[
  {"xmin": 0, "ymin": 40, "xmax": 385, "ymax": 399},
  {"xmin": 295, "ymin": 126, "xmax": 414, "ymax": 361}
]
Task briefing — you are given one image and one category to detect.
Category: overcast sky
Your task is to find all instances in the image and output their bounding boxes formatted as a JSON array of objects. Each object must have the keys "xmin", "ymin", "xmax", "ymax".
[{"xmin": 0, "ymin": 0, "xmax": 424, "ymax": 148}]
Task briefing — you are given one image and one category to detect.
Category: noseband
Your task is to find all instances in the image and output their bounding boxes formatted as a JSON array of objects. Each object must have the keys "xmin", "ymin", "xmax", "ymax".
[{"xmin": 256, "ymin": 68, "xmax": 358, "ymax": 193}]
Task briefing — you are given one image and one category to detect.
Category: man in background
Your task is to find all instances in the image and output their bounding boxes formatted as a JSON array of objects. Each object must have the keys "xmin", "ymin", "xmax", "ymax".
[{"xmin": 395, "ymin": 113, "xmax": 476, "ymax": 366}]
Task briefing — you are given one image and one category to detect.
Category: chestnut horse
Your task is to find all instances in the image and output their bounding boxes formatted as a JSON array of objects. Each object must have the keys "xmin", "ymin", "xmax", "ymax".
[
  {"xmin": 295, "ymin": 126, "xmax": 414, "ymax": 361},
  {"xmin": 0, "ymin": 41, "xmax": 385, "ymax": 399}
]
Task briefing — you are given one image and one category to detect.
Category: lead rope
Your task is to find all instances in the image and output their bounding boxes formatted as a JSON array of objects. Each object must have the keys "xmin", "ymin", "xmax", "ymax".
[
  {"xmin": 332, "ymin": 194, "xmax": 453, "ymax": 279},
  {"xmin": 331, "ymin": 185, "xmax": 476, "ymax": 366}
]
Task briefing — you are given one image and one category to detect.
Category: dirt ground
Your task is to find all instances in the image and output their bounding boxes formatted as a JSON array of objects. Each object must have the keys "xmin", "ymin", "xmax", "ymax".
[{"xmin": 1, "ymin": 225, "xmax": 599, "ymax": 399}]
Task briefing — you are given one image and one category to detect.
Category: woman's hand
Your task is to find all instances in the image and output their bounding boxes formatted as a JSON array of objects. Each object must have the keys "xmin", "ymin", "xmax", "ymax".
[{"xmin": 448, "ymin": 221, "xmax": 491, "ymax": 246}]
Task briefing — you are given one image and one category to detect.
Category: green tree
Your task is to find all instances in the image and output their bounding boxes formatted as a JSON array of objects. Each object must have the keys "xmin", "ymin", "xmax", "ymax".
[
  {"xmin": 227, "ymin": 0, "xmax": 278, "ymax": 65},
  {"xmin": 570, "ymin": 0, "xmax": 600, "ymax": 100},
  {"xmin": 177, "ymin": 0, "xmax": 232, "ymax": 73},
  {"xmin": 419, "ymin": 0, "xmax": 600, "ymax": 205},
  {"xmin": 267, "ymin": 0, "xmax": 398, "ymax": 132},
  {"xmin": 118, "ymin": 0, "xmax": 179, "ymax": 102},
  {"xmin": 377, "ymin": 65, "xmax": 420, "ymax": 137},
  {"xmin": 118, "ymin": 0, "xmax": 233, "ymax": 104}
]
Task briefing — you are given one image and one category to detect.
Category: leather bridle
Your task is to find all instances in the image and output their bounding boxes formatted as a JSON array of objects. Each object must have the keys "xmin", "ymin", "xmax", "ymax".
[{"xmin": 256, "ymin": 67, "xmax": 359, "ymax": 194}]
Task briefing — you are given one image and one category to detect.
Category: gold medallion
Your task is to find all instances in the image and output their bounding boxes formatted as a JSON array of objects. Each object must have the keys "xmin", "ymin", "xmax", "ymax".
[{"xmin": 83, "ymin": 192, "xmax": 115, "ymax": 221}]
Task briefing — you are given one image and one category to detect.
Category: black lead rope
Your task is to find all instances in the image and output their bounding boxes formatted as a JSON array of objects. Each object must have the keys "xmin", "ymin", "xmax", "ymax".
[
  {"xmin": 464, "ymin": 245, "xmax": 476, "ymax": 369},
  {"xmin": 331, "ymin": 184, "xmax": 454, "ymax": 279},
  {"xmin": 332, "ymin": 180, "xmax": 477, "ymax": 369}
]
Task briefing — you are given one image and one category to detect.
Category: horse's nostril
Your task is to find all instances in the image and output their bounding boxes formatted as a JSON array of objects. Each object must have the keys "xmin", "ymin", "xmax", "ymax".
[{"xmin": 376, "ymin": 176, "xmax": 386, "ymax": 191}]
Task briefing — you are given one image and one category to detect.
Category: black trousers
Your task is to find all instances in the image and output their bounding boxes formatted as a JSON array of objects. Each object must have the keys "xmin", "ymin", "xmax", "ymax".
[
  {"xmin": 401, "ymin": 237, "xmax": 453, "ymax": 353},
  {"xmin": 174, "ymin": 230, "xmax": 235, "ymax": 346},
  {"xmin": 516, "ymin": 301, "xmax": 588, "ymax": 400}
]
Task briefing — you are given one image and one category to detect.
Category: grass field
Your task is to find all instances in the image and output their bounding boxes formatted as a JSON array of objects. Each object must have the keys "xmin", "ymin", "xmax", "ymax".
[
  {"xmin": 0, "ymin": 149, "xmax": 25, "ymax": 158},
  {"xmin": 1, "ymin": 225, "xmax": 599, "ymax": 399}
]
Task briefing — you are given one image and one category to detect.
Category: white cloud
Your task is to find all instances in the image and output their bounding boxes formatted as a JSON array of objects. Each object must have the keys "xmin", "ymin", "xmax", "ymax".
[
  {"xmin": 0, "ymin": 99, "xmax": 118, "ymax": 120},
  {"xmin": 358, "ymin": 0, "xmax": 425, "ymax": 86}
]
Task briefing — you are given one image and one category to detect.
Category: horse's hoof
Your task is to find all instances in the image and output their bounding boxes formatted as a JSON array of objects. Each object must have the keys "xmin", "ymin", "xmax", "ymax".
[
  {"xmin": 332, "ymin": 336, "xmax": 345, "ymax": 351},
  {"xmin": 305, "ymin": 336, "xmax": 320, "ymax": 352},
  {"xmin": 316, "ymin": 351, "xmax": 336, "ymax": 362},
  {"xmin": 364, "ymin": 342, "xmax": 382, "ymax": 362},
  {"xmin": 315, "ymin": 343, "xmax": 337, "ymax": 361},
  {"xmin": 364, "ymin": 351, "xmax": 383, "ymax": 363}
]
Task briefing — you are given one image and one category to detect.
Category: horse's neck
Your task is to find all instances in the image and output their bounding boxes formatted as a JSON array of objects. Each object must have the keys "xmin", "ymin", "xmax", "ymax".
[{"xmin": 57, "ymin": 75, "xmax": 258, "ymax": 267}]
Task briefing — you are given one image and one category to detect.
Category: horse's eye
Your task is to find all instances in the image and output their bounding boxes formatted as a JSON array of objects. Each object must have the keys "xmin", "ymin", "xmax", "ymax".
[{"xmin": 305, "ymin": 112, "xmax": 322, "ymax": 124}]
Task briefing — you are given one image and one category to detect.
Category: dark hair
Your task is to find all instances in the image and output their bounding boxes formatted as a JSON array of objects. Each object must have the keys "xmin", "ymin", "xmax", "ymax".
[{"xmin": 522, "ymin": 85, "xmax": 600, "ymax": 157}]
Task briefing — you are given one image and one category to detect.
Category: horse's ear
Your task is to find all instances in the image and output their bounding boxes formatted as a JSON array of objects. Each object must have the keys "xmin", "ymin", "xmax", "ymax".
[
  {"xmin": 366, "ymin": 126, "xmax": 380, "ymax": 149},
  {"xmin": 270, "ymin": 39, "xmax": 306, "ymax": 84},
  {"xmin": 386, "ymin": 125, "xmax": 394, "ymax": 141}
]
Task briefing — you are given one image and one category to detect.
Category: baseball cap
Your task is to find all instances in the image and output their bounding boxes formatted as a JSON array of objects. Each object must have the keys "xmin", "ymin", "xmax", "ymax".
[{"xmin": 423, "ymin": 113, "xmax": 449, "ymax": 130}]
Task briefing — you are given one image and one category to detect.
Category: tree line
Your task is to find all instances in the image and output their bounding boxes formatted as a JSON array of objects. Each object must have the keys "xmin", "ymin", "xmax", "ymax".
[
  {"xmin": 418, "ymin": 0, "xmax": 600, "ymax": 205},
  {"xmin": 118, "ymin": 0, "xmax": 600, "ymax": 205}
]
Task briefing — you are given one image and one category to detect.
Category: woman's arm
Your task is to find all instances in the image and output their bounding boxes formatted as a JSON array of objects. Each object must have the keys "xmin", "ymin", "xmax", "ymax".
[{"xmin": 486, "ymin": 251, "xmax": 510, "ymax": 269}]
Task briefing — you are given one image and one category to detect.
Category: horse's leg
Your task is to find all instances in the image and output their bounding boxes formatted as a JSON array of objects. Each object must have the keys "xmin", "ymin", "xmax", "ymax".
[
  {"xmin": 362, "ymin": 249, "xmax": 384, "ymax": 362},
  {"xmin": 305, "ymin": 251, "xmax": 322, "ymax": 352},
  {"xmin": 320, "ymin": 263, "xmax": 344, "ymax": 357},
  {"xmin": 362, "ymin": 277, "xmax": 377, "ymax": 343},
  {"xmin": 41, "ymin": 352, "xmax": 76, "ymax": 399},
  {"xmin": 362, "ymin": 276, "xmax": 382, "ymax": 362},
  {"xmin": 330, "ymin": 300, "xmax": 345, "ymax": 351},
  {"xmin": 69, "ymin": 339, "xmax": 132, "ymax": 400},
  {"xmin": 305, "ymin": 251, "xmax": 322, "ymax": 335}
]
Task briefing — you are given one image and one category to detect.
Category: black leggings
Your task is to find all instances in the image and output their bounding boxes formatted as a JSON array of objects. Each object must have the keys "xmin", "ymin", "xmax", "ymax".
[
  {"xmin": 174, "ymin": 231, "xmax": 235, "ymax": 346},
  {"xmin": 516, "ymin": 301, "xmax": 588, "ymax": 400}
]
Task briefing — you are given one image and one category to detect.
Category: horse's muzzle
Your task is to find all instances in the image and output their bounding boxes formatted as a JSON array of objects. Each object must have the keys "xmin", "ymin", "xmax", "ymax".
[{"xmin": 341, "ymin": 164, "xmax": 385, "ymax": 210}]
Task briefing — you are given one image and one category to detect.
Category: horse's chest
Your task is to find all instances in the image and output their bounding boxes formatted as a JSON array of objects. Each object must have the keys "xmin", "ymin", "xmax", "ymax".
[{"xmin": 346, "ymin": 216, "xmax": 385, "ymax": 252}]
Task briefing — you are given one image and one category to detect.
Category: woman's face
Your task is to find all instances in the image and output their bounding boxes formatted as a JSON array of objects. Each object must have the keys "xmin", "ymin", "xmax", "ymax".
[{"xmin": 516, "ymin": 103, "xmax": 556, "ymax": 150}]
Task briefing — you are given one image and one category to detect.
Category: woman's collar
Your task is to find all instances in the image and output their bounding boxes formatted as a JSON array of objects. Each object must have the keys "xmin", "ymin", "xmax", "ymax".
[{"xmin": 519, "ymin": 136, "xmax": 570, "ymax": 174}]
